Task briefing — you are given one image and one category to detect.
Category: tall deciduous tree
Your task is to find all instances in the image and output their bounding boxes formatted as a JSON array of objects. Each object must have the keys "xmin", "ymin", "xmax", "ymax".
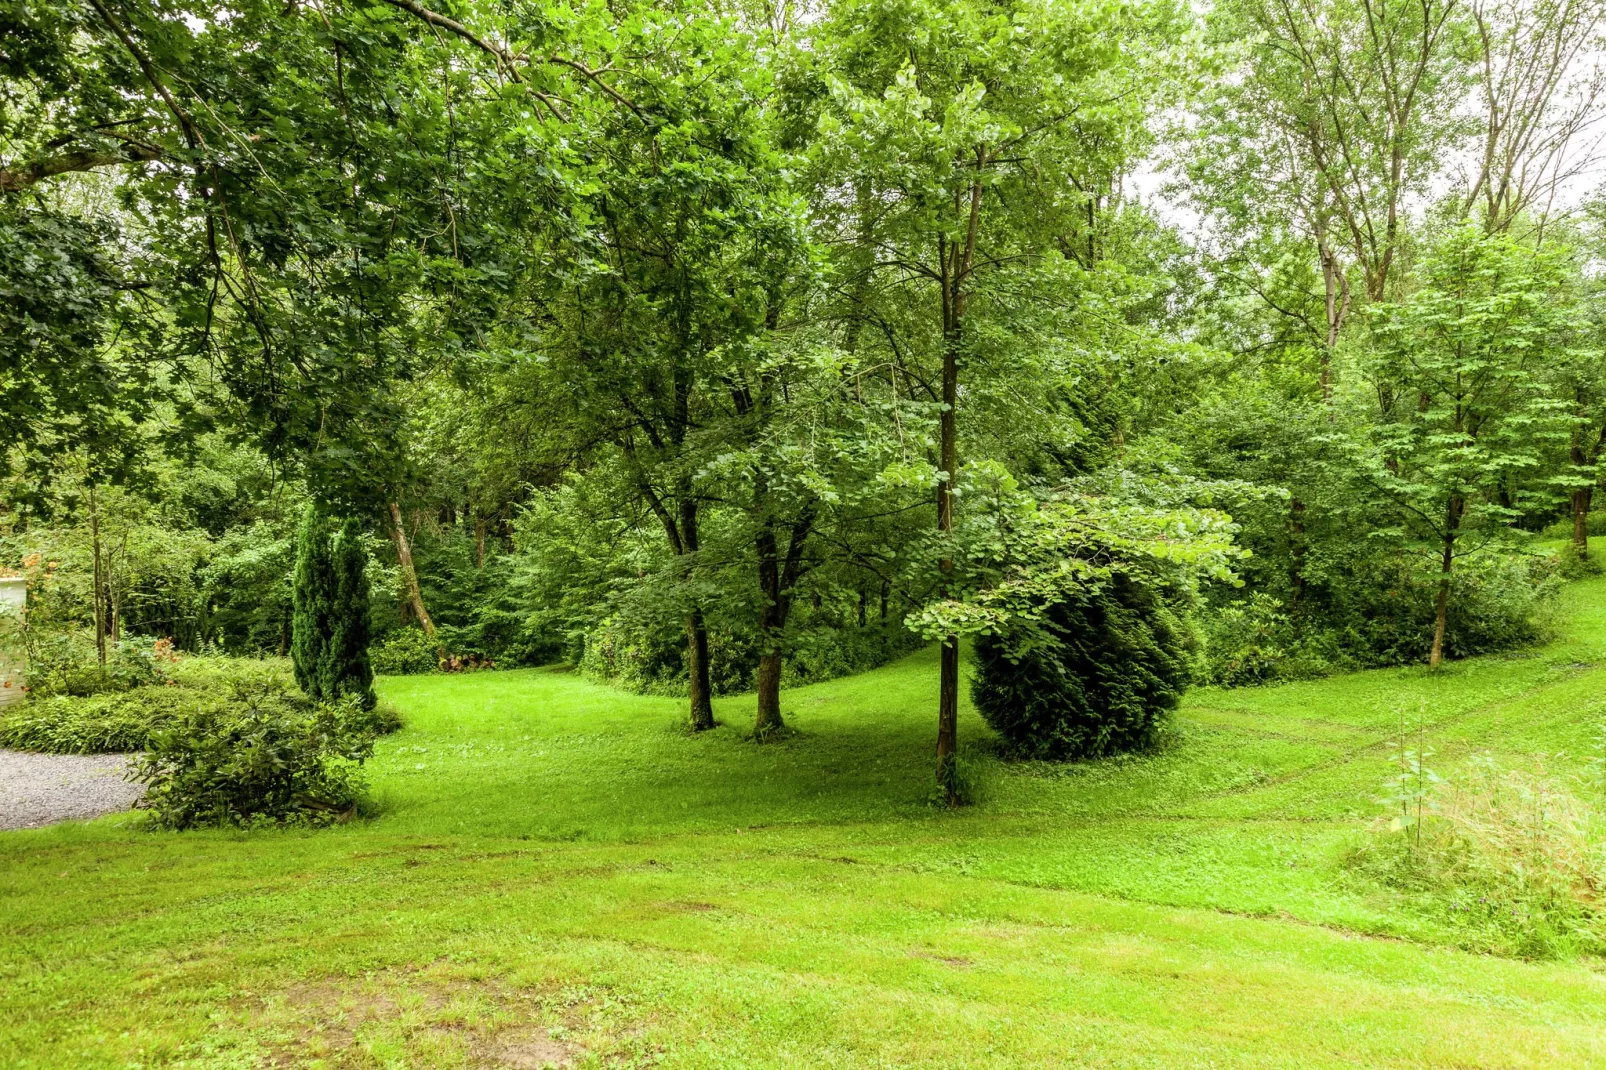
[
  {"xmin": 1363, "ymin": 227, "xmax": 1580, "ymax": 667},
  {"xmin": 1189, "ymin": 0, "xmax": 1471, "ymax": 401},
  {"xmin": 814, "ymin": 0, "xmax": 1175, "ymax": 798}
]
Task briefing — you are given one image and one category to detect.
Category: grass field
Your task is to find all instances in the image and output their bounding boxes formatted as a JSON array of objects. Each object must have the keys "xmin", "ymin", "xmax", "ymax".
[{"xmin": 6, "ymin": 570, "xmax": 1606, "ymax": 1067}]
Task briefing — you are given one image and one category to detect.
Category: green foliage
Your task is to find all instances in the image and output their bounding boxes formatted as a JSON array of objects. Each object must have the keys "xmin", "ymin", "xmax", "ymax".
[
  {"xmin": 580, "ymin": 615, "xmax": 751, "ymax": 698},
  {"xmin": 23, "ymin": 634, "xmax": 164, "ymax": 698},
  {"xmin": 0, "ymin": 652, "xmax": 400, "ymax": 755},
  {"xmin": 197, "ymin": 519, "xmax": 294, "ymax": 655},
  {"xmin": 0, "ymin": 688, "xmax": 190, "ymax": 754},
  {"xmin": 290, "ymin": 506, "xmax": 333, "ymax": 698},
  {"xmin": 0, "ymin": 206, "xmax": 155, "ymax": 494},
  {"xmin": 1197, "ymin": 594, "xmax": 1305, "ymax": 687},
  {"xmin": 580, "ymin": 615, "xmax": 922, "ymax": 698},
  {"xmin": 370, "ymin": 627, "xmax": 439, "ymax": 676},
  {"xmin": 1196, "ymin": 549, "xmax": 1558, "ymax": 685},
  {"xmin": 972, "ymin": 573, "xmax": 1194, "ymax": 760},
  {"xmin": 292, "ymin": 508, "xmax": 374, "ymax": 704},
  {"xmin": 905, "ymin": 478, "xmax": 1244, "ymax": 646},
  {"xmin": 1542, "ymin": 511, "xmax": 1606, "ymax": 541},
  {"xmin": 411, "ymin": 526, "xmax": 557, "ymax": 667},
  {"xmin": 1349, "ymin": 755, "xmax": 1606, "ymax": 959},
  {"xmin": 322, "ymin": 519, "xmax": 375, "ymax": 709},
  {"xmin": 131, "ymin": 681, "xmax": 379, "ymax": 830}
]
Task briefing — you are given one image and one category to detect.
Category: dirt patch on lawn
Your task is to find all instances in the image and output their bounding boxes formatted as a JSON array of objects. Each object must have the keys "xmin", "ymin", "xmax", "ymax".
[{"xmin": 249, "ymin": 968, "xmax": 656, "ymax": 1068}]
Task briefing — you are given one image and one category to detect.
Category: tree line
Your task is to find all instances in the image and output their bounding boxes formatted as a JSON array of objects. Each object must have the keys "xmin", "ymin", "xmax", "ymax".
[{"xmin": 4, "ymin": 0, "xmax": 1605, "ymax": 796}]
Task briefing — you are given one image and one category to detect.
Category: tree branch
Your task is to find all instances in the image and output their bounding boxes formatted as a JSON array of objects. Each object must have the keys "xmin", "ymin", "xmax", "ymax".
[{"xmin": 0, "ymin": 143, "xmax": 163, "ymax": 193}]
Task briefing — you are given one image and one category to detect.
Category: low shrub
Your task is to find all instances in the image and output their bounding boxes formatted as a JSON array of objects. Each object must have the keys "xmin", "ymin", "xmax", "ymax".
[
  {"xmin": 25, "ymin": 634, "xmax": 166, "ymax": 697},
  {"xmin": 370, "ymin": 627, "xmax": 440, "ymax": 675},
  {"xmin": 1540, "ymin": 510, "xmax": 1606, "ymax": 542},
  {"xmin": 1555, "ymin": 543, "xmax": 1604, "ymax": 580},
  {"xmin": 785, "ymin": 623, "xmax": 925, "ymax": 687},
  {"xmin": 132, "ymin": 681, "xmax": 381, "ymax": 829},
  {"xmin": 1197, "ymin": 548, "xmax": 1558, "ymax": 687},
  {"xmin": 0, "ymin": 652, "xmax": 399, "ymax": 755},
  {"xmin": 971, "ymin": 573, "xmax": 1195, "ymax": 760},
  {"xmin": 0, "ymin": 687, "xmax": 203, "ymax": 753},
  {"xmin": 1197, "ymin": 594, "xmax": 1296, "ymax": 687},
  {"xmin": 1196, "ymin": 595, "xmax": 1351, "ymax": 687},
  {"xmin": 1348, "ymin": 756, "xmax": 1606, "ymax": 958}
]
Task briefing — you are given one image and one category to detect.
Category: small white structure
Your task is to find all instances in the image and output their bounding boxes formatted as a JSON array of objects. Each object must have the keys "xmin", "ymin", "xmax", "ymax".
[{"xmin": 0, "ymin": 578, "xmax": 24, "ymax": 709}]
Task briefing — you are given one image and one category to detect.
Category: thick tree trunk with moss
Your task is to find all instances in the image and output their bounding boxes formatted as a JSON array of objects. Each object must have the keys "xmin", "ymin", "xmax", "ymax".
[{"xmin": 684, "ymin": 611, "xmax": 714, "ymax": 730}]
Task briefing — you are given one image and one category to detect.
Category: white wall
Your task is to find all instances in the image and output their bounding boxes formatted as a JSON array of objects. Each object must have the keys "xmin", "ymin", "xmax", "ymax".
[{"xmin": 0, "ymin": 579, "xmax": 25, "ymax": 709}]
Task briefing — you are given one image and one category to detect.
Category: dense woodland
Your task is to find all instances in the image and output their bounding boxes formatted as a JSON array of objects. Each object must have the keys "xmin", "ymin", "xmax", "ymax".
[{"xmin": 5, "ymin": 0, "xmax": 1606, "ymax": 797}]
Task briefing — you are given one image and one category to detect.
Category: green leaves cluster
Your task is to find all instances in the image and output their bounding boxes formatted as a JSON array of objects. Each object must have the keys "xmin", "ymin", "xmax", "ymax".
[{"xmin": 292, "ymin": 507, "xmax": 374, "ymax": 708}]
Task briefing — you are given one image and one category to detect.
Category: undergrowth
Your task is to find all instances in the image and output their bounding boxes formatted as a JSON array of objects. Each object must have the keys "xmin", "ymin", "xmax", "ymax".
[
  {"xmin": 0, "ymin": 650, "xmax": 399, "ymax": 754},
  {"xmin": 1349, "ymin": 751, "xmax": 1606, "ymax": 958}
]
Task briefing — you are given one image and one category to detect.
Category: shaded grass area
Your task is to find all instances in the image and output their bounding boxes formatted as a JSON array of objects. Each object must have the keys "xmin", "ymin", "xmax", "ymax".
[{"xmin": 6, "ymin": 567, "xmax": 1606, "ymax": 1066}]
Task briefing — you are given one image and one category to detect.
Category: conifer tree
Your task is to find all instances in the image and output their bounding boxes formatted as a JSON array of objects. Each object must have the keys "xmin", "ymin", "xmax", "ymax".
[
  {"xmin": 291, "ymin": 505, "xmax": 334, "ymax": 699},
  {"xmin": 323, "ymin": 518, "xmax": 376, "ymax": 709}
]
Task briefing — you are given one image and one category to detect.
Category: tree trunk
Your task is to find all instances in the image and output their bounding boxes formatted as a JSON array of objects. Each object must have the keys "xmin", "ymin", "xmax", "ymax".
[
  {"xmin": 754, "ymin": 652, "xmax": 784, "ymax": 737},
  {"xmin": 1288, "ymin": 497, "xmax": 1307, "ymax": 609},
  {"xmin": 1429, "ymin": 497, "xmax": 1462, "ymax": 670},
  {"xmin": 389, "ymin": 501, "xmax": 435, "ymax": 636},
  {"xmin": 90, "ymin": 485, "xmax": 107, "ymax": 665},
  {"xmin": 934, "ymin": 172, "xmax": 982, "ymax": 803},
  {"xmin": 474, "ymin": 514, "xmax": 487, "ymax": 568},
  {"xmin": 1571, "ymin": 430, "xmax": 1592, "ymax": 560},
  {"xmin": 754, "ymin": 516, "xmax": 786, "ymax": 737},
  {"xmin": 935, "ymin": 319, "xmax": 961, "ymax": 795},
  {"xmin": 1318, "ymin": 237, "xmax": 1349, "ymax": 412},
  {"xmin": 1573, "ymin": 486, "xmax": 1593, "ymax": 559},
  {"xmin": 685, "ymin": 612, "xmax": 715, "ymax": 731},
  {"xmin": 677, "ymin": 494, "xmax": 716, "ymax": 731},
  {"xmin": 108, "ymin": 532, "xmax": 126, "ymax": 645},
  {"xmin": 750, "ymin": 487, "xmax": 813, "ymax": 738}
]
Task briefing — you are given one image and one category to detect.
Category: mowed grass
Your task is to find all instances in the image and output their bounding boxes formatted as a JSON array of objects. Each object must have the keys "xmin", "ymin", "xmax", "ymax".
[{"xmin": 7, "ymin": 571, "xmax": 1606, "ymax": 1066}]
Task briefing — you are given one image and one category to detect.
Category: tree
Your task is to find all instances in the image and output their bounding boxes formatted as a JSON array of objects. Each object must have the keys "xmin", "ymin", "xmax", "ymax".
[
  {"xmin": 1362, "ymin": 227, "xmax": 1580, "ymax": 667},
  {"xmin": 1188, "ymin": 0, "xmax": 1472, "ymax": 401},
  {"xmin": 815, "ymin": 0, "xmax": 1175, "ymax": 797},
  {"xmin": 291, "ymin": 505, "xmax": 334, "ymax": 698},
  {"xmin": 1464, "ymin": 0, "xmax": 1606, "ymax": 237},
  {"xmin": 489, "ymin": 6, "xmax": 818, "ymax": 732},
  {"xmin": 0, "ymin": 206, "xmax": 156, "ymax": 498},
  {"xmin": 323, "ymin": 518, "xmax": 376, "ymax": 709}
]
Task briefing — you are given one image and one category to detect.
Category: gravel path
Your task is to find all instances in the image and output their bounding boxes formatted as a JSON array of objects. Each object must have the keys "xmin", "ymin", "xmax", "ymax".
[{"xmin": 0, "ymin": 750, "xmax": 145, "ymax": 831}]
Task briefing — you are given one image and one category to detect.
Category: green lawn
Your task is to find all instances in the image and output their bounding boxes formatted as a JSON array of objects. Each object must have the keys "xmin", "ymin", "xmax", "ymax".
[{"xmin": 7, "ymin": 573, "xmax": 1606, "ymax": 1067}]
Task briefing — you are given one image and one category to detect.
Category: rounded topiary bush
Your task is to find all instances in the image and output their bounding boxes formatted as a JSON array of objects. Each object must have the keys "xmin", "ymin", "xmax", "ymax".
[{"xmin": 972, "ymin": 573, "xmax": 1194, "ymax": 760}]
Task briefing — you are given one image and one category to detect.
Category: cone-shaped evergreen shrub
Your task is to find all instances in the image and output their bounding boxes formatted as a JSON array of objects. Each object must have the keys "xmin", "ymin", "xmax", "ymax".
[
  {"xmin": 291, "ymin": 506, "xmax": 334, "ymax": 700},
  {"xmin": 323, "ymin": 518, "xmax": 375, "ymax": 709},
  {"xmin": 971, "ymin": 573, "xmax": 1193, "ymax": 760}
]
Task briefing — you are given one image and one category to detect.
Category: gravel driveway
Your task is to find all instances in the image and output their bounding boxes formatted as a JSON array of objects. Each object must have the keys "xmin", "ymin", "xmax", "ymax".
[{"xmin": 0, "ymin": 750, "xmax": 145, "ymax": 831}]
